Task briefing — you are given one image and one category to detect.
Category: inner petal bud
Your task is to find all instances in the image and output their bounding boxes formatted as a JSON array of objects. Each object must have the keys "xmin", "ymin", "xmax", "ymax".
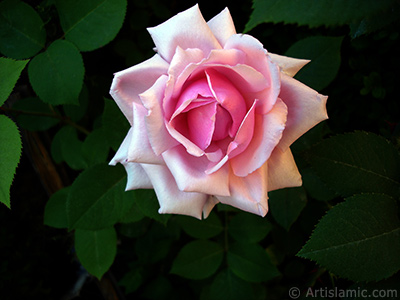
[
  {"xmin": 213, "ymin": 105, "xmax": 232, "ymax": 140},
  {"xmin": 186, "ymin": 101, "xmax": 217, "ymax": 150}
]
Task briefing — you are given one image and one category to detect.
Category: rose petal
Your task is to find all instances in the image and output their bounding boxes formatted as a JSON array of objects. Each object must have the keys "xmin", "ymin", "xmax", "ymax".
[
  {"xmin": 202, "ymin": 196, "xmax": 219, "ymax": 219},
  {"xmin": 163, "ymin": 145, "xmax": 230, "ymax": 196},
  {"xmin": 205, "ymin": 69, "xmax": 246, "ymax": 136},
  {"xmin": 213, "ymin": 105, "xmax": 232, "ymax": 140},
  {"xmin": 227, "ymin": 99, "xmax": 257, "ymax": 158},
  {"xmin": 171, "ymin": 76, "xmax": 214, "ymax": 120},
  {"xmin": 216, "ymin": 164, "xmax": 269, "ymax": 217},
  {"xmin": 268, "ymin": 53, "xmax": 310, "ymax": 77},
  {"xmin": 168, "ymin": 48, "xmax": 245, "ymax": 103},
  {"xmin": 140, "ymin": 75, "xmax": 179, "ymax": 155},
  {"xmin": 186, "ymin": 102, "xmax": 217, "ymax": 150},
  {"xmin": 224, "ymin": 34, "xmax": 281, "ymax": 114},
  {"xmin": 267, "ymin": 147, "xmax": 302, "ymax": 191},
  {"xmin": 124, "ymin": 162, "xmax": 153, "ymax": 190},
  {"xmin": 206, "ymin": 100, "xmax": 257, "ymax": 175},
  {"xmin": 207, "ymin": 7, "xmax": 236, "ymax": 47},
  {"xmin": 109, "ymin": 133, "xmax": 153, "ymax": 189},
  {"xmin": 110, "ymin": 54, "xmax": 169, "ymax": 125},
  {"xmin": 230, "ymin": 98, "xmax": 288, "ymax": 177},
  {"xmin": 278, "ymin": 74, "xmax": 328, "ymax": 151},
  {"xmin": 128, "ymin": 104, "xmax": 164, "ymax": 164},
  {"xmin": 141, "ymin": 163, "xmax": 210, "ymax": 219},
  {"xmin": 147, "ymin": 4, "xmax": 221, "ymax": 62}
]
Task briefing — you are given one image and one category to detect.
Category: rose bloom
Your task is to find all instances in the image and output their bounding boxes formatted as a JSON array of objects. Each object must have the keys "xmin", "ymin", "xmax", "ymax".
[{"xmin": 110, "ymin": 5, "xmax": 328, "ymax": 219}]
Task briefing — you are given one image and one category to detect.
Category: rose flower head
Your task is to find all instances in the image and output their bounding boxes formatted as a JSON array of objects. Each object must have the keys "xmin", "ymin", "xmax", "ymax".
[{"xmin": 109, "ymin": 5, "xmax": 328, "ymax": 219}]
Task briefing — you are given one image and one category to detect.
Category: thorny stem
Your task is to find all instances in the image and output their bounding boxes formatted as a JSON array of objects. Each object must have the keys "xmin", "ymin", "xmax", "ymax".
[{"xmin": 1, "ymin": 106, "xmax": 91, "ymax": 135}]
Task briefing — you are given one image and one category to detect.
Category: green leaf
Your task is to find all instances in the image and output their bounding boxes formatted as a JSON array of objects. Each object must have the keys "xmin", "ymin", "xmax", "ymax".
[
  {"xmin": 119, "ymin": 266, "xmax": 143, "ymax": 295},
  {"xmin": 245, "ymin": 0, "xmax": 398, "ymax": 32},
  {"xmin": 227, "ymin": 242, "xmax": 281, "ymax": 283},
  {"xmin": 102, "ymin": 98, "xmax": 130, "ymax": 151},
  {"xmin": 170, "ymin": 240, "xmax": 224, "ymax": 280},
  {"xmin": 56, "ymin": 0, "xmax": 127, "ymax": 51},
  {"xmin": 118, "ymin": 194, "xmax": 145, "ymax": 224},
  {"xmin": 228, "ymin": 212, "xmax": 272, "ymax": 243},
  {"xmin": 51, "ymin": 126, "xmax": 87, "ymax": 170},
  {"xmin": 81, "ymin": 128, "xmax": 110, "ymax": 167},
  {"xmin": 0, "ymin": 115, "xmax": 21, "ymax": 208},
  {"xmin": 133, "ymin": 189, "xmax": 170, "ymax": 225},
  {"xmin": 298, "ymin": 193, "xmax": 400, "ymax": 282},
  {"xmin": 306, "ymin": 132, "xmax": 400, "ymax": 198},
  {"xmin": 269, "ymin": 187, "xmax": 308, "ymax": 231},
  {"xmin": 67, "ymin": 163, "xmax": 132, "ymax": 230},
  {"xmin": 0, "ymin": 0, "xmax": 46, "ymax": 59},
  {"xmin": 63, "ymin": 85, "xmax": 89, "ymax": 122},
  {"xmin": 301, "ymin": 168, "xmax": 337, "ymax": 202},
  {"xmin": 285, "ymin": 36, "xmax": 344, "ymax": 91},
  {"xmin": 12, "ymin": 97, "xmax": 60, "ymax": 131},
  {"xmin": 349, "ymin": 1, "xmax": 400, "ymax": 38},
  {"xmin": 28, "ymin": 39, "xmax": 84, "ymax": 105},
  {"xmin": 75, "ymin": 227, "xmax": 117, "ymax": 279},
  {"xmin": 0, "ymin": 57, "xmax": 29, "ymax": 106},
  {"xmin": 44, "ymin": 187, "xmax": 69, "ymax": 228},
  {"xmin": 208, "ymin": 269, "xmax": 255, "ymax": 300},
  {"xmin": 175, "ymin": 211, "xmax": 223, "ymax": 239}
]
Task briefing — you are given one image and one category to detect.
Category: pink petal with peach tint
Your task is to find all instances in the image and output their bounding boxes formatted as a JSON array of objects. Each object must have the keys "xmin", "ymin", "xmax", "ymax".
[
  {"xmin": 127, "ymin": 104, "xmax": 164, "ymax": 164},
  {"xmin": 216, "ymin": 164, "xmax": 269, "ymax": 217},
  {"xmin": 147, "ymin": 4, "xmax": 221, "ymax": 62},
  {"xmin": 268, "ymin": 53, "xmax": 310, "ymax": 77},
  {"xmin": 267, "ymin": 147, "xmax": 302, "ymax": 191},
  {"xmin": 278, "ymin": 74, "xmax": 328, "ymax": 151},
  {"xmin": 231, "ymin": 98, "xmax": 288, "ymax": 177},
  {"xmin": 224, "ymin": 34, "xmax": 281, "ymax": 114},
  {"xmin": 207, "ymin": 7, "xmax": 236, "ymax": 47},
  {"xmin": 205, "ymin": 69, "xmax": 246, "ymax": 136},
  {"xmin": 140, "ymin": 75, "xmax": 179, "ymax": 155},
  {"xmin": 163, "ymin": 145, "xmax": 230, "ymax": 196},
  {"xmin": 110, "ymin": 54, "xmax": 169, "ymax": 125},
  {"xmin": 202, "ymin": 196, "xmax": 220, "ymax": 219},
  {"xmin": 141, "ymin": 163, "xmax": 210, "ymax": 219}
]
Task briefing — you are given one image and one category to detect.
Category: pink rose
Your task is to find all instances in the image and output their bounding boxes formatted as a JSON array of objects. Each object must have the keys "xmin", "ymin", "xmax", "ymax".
[{"xmin": 109, "ymin": 5, "xmax": 328, "ymax": 219}]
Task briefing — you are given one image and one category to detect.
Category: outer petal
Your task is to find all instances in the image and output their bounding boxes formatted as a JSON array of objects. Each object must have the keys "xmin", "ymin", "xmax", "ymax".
[
  {"xmin": 163, "ymin": 145, "xmax": 230, "ymax": 196},
  {"xmin": 110, "ymin": 54, "xmax": 169, "ymax": 125},
  {"xmin": 230, "ymin": 98, "xmax": 288, "ymax": 177},
  {"xmin": 141, "ymin": 163, "xmax": 210, "ymax": 219},
  {"xmin": 267, "ymin": 147, "xmax": 302, "ymax": 191},
  {"xmin": 216, "ymin": 164, "xmax": 269, "ymax": 217},
  {"xmin": 124, "ymin": 163, "xmax": 153, "ymax": 190},
  {"xmin": 224, "ymin": 34, "xmax": 280, "ymax": 114},
  {"xmin": 268, "ymin": 53, "xmax": 309, "ymax": 77},
  {"xmin": 109, "ymin": 132, "xmax": 153, "ymax": 190},
  {"xmin": 147, "ymin": 4, "xmax": 221, "ymax": 62},
  {"xmin": 278, "ymin": 74, "xmax": 328, "ymax": 151},
  {"xmin": 140, "ymin": 75, "xmax": 179, "ymax": 155},
  {"xmin": 207, "ymin": 7, "xmax": 236, "ymax": 47},
  {"xmin": 202, "ymin": 196, "xmax": 219, "ymax": 219},
  {"xmin": 128, "ymin": 104, "xmax": 164, "ymax": 164}
]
